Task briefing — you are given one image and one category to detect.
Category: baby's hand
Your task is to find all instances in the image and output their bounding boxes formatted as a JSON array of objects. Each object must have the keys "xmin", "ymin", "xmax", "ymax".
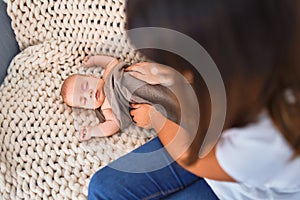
[
  {"xmin": 80, "ymin": 126, "xmax": 93, "ymax": 141},
  {"xmin": 82, "ymin": 56, "xmax": 95, "ymax": 67},
  {"xmin": 80, "ymin": 125, "xmax": 105, "ymax": 141}
]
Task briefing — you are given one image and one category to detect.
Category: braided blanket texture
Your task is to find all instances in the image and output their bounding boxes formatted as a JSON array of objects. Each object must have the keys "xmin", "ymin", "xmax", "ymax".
[{"xmin": 0, "ymin": 0, "xmax": 155, "ymax": 199}]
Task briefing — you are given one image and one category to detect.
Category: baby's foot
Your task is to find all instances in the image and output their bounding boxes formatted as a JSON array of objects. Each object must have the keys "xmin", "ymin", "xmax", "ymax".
[{"xmin": 82, "ymin": 56, "xmax": 95, "ymax": 67}]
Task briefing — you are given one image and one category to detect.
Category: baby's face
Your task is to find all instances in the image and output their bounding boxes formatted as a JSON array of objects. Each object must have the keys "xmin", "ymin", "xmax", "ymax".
[{"xmin": 65, "ymin": 75, "xmax": 105, "ymax": 109}]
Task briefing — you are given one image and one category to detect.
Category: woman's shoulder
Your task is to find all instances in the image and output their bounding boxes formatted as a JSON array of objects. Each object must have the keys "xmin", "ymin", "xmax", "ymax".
[{"xmin": 222, "ymin": 111, "xmax": 289, "ymax": 148}]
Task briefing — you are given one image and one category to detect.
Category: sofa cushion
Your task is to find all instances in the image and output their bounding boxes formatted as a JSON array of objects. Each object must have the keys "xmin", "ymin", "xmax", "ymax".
[{"xmin": 0, "ymin": 0, "xmax": 20, "ymax": 85}]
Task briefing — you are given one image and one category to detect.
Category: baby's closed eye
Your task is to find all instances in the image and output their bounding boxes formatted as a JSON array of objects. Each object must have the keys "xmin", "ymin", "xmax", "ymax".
[{"xmin": 81, "ymin": 82, "xmax": 88, "ymax": 91}]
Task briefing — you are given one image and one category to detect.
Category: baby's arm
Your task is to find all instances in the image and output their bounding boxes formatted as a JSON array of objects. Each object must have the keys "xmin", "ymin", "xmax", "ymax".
[
  {"xmin": 83, "ymin": 55, "xmax": 118, "ymax": 79},
  {"xmin": 83, "ymin": 55, "xmax": 117, "ymax": 68},
  {"xmin": 80, "ymin": 109, "xmax": 120, "ymax": 140}
]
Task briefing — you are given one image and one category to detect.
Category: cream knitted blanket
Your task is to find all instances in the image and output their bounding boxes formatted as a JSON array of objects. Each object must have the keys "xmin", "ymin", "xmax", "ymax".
[{"xmin": 0, "ymin": 0, "xmax": 155, "ymax": 199}]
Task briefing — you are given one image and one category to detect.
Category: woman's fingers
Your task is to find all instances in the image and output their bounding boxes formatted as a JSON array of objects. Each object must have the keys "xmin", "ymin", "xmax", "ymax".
[
  {"xmin": 126, "ymin": 62, "xmax": 176, "ymax": 85},
  {"xmin": 130, "ymin": 104, "xmax": 152, "ymax": 129},
  {"xmin": 125, "ymin": 64, "xmax": 147, "ymax": 81},
  {"xmin": 130, "ymin": 103, "xmax": 141, "ymax": 109},
  {"xmin": 130, "ymin": 103, "xmax": 150, "ymax": 111},
  {"xmin": 127, "ymin": 71, "xmax": 145, "ymax": 80},
  {"xmin": 125, "ymin": 62, "xmax": 149, "ymax": 73},
  {"xmin": 125, "ymin": 62, "xmax": 143, "ymax": 71},
  {"xmin": 129, "ymin": 105, "xmax": 141, "ymax": 117}
]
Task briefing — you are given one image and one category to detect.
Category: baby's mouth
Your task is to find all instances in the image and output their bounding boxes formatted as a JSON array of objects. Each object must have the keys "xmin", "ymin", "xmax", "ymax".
[{"xmin": 95, "ymin": 90, "xmax": 100, "ymax": 100}]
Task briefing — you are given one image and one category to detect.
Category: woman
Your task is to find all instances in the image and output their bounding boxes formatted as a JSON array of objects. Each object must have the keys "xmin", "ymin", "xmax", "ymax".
[{"xmin": 88, "ymin": 0, "xmax": 300, "ymax": 199}]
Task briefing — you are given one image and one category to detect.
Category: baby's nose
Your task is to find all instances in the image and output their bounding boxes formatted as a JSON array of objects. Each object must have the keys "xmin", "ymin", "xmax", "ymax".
[{"xmin": 89, "ymin": 89, "xmax": 93, "ymax": 98}]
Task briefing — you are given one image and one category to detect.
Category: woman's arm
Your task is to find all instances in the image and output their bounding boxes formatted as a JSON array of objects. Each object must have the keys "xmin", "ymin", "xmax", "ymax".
[{"xmin": 130, "ymin": 103, "xmax": 234, "ymax": 182}]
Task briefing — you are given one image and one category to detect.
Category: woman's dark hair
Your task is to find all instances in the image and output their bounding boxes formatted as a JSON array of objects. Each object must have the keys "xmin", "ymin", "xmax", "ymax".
[{"xmin": 126, "ymin": 0, "xmax": 300, "ymax": 157}]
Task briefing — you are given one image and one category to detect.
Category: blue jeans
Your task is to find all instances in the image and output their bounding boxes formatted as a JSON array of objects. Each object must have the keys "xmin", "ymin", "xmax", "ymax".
[{"xmin": 88, "ymin": 137, "xmax": 218, "ymax": 200}]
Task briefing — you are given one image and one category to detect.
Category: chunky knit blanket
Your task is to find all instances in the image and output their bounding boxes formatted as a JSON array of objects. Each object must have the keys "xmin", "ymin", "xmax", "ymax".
[{"xmin": 0, "ymin": 0, "xmax": 155, "ymax": 199}]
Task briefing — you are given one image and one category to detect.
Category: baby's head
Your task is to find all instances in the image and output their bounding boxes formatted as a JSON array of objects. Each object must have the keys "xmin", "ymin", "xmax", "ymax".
[{"xmin": 61, "ymin": 74, "xmax": 105, "ymax": 109}]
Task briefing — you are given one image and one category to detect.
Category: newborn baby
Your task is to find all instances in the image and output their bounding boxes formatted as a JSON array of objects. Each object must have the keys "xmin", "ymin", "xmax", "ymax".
[
  {"xmin": 61, "ymin": 55, "xmax": 188, "ymax": 141},
  {"xmin": 61, "ymin": 55, "xmax": 120, "ymax": 140}
]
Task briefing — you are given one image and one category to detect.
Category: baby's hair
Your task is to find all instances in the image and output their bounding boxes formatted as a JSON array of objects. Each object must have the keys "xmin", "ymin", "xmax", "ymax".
[{"xmin": 60, "ymin": 74, "xmax": 78, "ymax": 104}]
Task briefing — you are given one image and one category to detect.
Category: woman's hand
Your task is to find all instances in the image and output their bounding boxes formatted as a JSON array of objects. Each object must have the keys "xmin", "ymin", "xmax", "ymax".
[
  {"xmin": 130, "ymin": 103, "xmax": 153, "ymax": 129},
  {"xmin": 125, "ymin": 62, "xmax": 176, "ymax": 86},
  {"xmin": 130, "ymin": 103, "xmax": 166, "ymax": 130}
]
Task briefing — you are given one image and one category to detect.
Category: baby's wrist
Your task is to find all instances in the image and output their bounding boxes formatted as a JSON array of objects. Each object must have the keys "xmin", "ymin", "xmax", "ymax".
[
  {"xmin": 91, "ymin": 125, "xmax": 104, "ymax": 137},
  {"xmin": 90, "ymin": 56, "xmax": 96, "ymax": 66}
]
